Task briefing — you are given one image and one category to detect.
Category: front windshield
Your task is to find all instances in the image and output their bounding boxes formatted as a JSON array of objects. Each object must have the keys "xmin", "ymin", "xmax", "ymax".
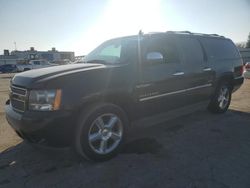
[{"xmin": 84, "ymin": 37, "xmax": 138, "ymax": 64}]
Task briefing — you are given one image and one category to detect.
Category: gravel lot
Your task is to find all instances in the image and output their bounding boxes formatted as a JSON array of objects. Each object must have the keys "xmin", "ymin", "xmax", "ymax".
[{"xmin": 0, "ymin": 73, "xmax": 250, "ymax": 188}]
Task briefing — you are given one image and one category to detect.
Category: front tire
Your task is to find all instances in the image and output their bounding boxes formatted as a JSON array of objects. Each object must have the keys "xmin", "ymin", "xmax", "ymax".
[
  {"xmin": 208, "ymin": 82, "xmax": 232, "ymax": 113},
  {"xmin": 74, "ymin": 103, "xmax": 128, "ymax": 161}
]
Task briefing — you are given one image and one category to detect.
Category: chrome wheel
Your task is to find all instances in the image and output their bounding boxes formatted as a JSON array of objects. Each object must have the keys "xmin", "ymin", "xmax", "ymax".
[
  {"xmin": 218, "ymin": 86, "xmax": 229, "ymax": 109},
  {"xmin": 88, "ymin": 113, "xmax": 123, "ymax": 155}
]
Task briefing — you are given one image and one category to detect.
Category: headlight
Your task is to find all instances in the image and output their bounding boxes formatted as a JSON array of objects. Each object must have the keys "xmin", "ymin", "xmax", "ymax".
[{"xmin": 29, "ymin": 89, "xmax": 62, "ymax": 111}]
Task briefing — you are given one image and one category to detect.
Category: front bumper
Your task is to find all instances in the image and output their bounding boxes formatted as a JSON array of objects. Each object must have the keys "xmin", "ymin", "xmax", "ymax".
[{"xmin": 5, "ymin": 102, "xmax": 76, "ymax": 147}]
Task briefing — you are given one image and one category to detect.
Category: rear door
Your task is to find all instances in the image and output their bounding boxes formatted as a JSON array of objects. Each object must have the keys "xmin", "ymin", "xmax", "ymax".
[{"xmin": 176, "ymin": 36, "xmax": 213, "ymax": 103}]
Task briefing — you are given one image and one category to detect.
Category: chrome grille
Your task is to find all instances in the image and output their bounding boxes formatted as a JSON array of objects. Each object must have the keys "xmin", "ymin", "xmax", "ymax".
[
  {"xmin": 11, "ymin": 86, "xmax": 27, "ymax": 96},
  {"xmin": 10, "ymin": 85, "xmax": 27, "ymax": 112}
]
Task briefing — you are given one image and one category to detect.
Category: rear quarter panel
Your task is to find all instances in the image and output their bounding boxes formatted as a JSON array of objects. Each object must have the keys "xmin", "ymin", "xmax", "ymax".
[{"xmin": 199, "ymin": 37, "xmax": 242, "ymax": 79}]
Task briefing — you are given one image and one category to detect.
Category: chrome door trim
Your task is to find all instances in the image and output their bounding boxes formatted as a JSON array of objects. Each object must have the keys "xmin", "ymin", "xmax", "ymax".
[
  {"xmin": 172, "ymin": 72, "xmax": 184, "ymax": 76},
  {"xmin": 135, "ymin": 83, "xmax": 152, "ymax": 89},
  {"xmin": 203, "ymin": 68, "xmax": 212, "ymax": 72},
  {"xmin": 139, "ymin": 83, "xmax": 212, "ymax": 102}
]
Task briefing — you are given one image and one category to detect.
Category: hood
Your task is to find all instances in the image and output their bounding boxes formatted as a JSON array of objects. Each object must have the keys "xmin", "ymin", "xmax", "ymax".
[{"xmin": 11, "ymin": 63, "xmax": 105, "ymax": 88}]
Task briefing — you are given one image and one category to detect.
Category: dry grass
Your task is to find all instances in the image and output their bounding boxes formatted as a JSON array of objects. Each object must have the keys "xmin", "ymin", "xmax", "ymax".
[{"xmin": 0, "ymin": 73, "xmax": 21, "ymax": 151}]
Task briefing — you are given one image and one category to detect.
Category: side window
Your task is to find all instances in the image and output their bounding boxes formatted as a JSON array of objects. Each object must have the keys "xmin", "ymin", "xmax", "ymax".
[
  {"xmin": 120, "ymin": 40, "xmax": 138, "ymax": 64},
  {"xmin": 100, "ymin": 44, "xmax": 121, "ymax": 58},
  {"xmin": 145, "ymin": 37, "xmax": 180, "ymax": 64},
  {"xmin": 164, "ymin": 41, "xmax": 179, "ymax": 64},
  {"xmin": 179, "ymin": 37, "xmax": 204, "ymax": 67},
  {"xmin": 201, "ymin": 38, "xmax": 240, "ymax": 59}
]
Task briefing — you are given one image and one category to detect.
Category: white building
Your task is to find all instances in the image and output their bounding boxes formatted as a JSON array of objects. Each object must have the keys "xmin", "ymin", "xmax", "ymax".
[
  {"xmin": 0, "ymin": 55, "xmax": 18, "ymax": 65},
  {"xmin": 239, "ymin": 48, "xmax": 250, "ymax": 64},
  {"xmin": 0, "ymin": 50, "xmax": 18, "ymax": 65},
  {"xmin": 11, "ymin": 47, "xmax": 75, "ymax": 62}
]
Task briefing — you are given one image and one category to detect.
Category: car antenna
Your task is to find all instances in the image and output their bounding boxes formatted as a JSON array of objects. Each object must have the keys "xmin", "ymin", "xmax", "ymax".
[
  {"xmin": 138, "ymin": 30, "xmax": 143, "ymax": 36},
  {"xmin": 138, "ymin": 30, "xmax": 143, "ymax": 78},
  {"xmin": 137, "ymin": 29, "xmax": 143, "ymax": 61}
]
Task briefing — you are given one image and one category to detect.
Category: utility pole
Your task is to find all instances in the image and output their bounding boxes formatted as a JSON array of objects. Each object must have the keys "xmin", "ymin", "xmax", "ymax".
[{"xmin": 14, "ymin": 41, "xmax": 17, "ymax": 51}]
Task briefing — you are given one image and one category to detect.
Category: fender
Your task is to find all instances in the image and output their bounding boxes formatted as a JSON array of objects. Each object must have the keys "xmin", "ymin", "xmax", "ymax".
[{"xmin": 77, "ymin": 88, "xmax": 136, "ymax": 122}]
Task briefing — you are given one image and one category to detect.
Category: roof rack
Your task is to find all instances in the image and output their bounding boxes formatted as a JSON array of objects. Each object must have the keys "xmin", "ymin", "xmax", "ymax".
[
  {"xmin": 165, "ymin": 31, "xmax": 225, "ymax": 38},
  {"xmin": 147, "ymin": 32, "xmax": 165, "ymax": 35},
  {"xmin": 166, "ymin": 31, "xmax": 192, "ymax": 34}
]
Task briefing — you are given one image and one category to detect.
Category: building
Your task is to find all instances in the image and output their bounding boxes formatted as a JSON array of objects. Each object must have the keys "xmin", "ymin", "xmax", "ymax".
[
  {"xmin": 0, "ymin": 48, "xmax": 75, "ymax": 66},
  {"xmin": 0, "ymin": 55, "xmax": 18, "ymax": 65},
  {"xmin": 0, "ymin": 50, "xmax": 18, "ymax": 65},
  {"xmin": 75, "ymin": 55, "xmax": 85, "ymax": 62},
  {"xmin": 10, "ymin": 47, "xmax": 75, "ymax": 63},
  {"xmin": 239, "ymin": 48, "xmax": 250, "ymax": 64}
]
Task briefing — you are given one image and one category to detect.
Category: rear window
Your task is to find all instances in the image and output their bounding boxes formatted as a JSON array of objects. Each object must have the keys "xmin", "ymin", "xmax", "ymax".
[{"xmin": 201, "ymin": 38, "xmax": 240, "ymax": 59}]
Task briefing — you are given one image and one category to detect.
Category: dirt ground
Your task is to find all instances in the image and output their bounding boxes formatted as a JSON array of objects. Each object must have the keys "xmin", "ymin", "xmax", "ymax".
[{"xmin": 0, "ymin": 73, "xmax": 250, "ymax": 188}]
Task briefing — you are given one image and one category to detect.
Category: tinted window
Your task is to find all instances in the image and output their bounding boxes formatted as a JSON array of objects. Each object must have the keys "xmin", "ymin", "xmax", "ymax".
[
  {"xmin": 201, "ymin": 38, "xmax": 240, "ymax": 59},
  {"xmin": 144, "ymin": 37, "xmax": 180, "ymax": 64},
  {"xmin": 120, "ymin": 40, "xmax": 138, "ymax": 64},
  {"xmin": 179, "ymin": 37, "xmax": 204, "ymax": 67}
]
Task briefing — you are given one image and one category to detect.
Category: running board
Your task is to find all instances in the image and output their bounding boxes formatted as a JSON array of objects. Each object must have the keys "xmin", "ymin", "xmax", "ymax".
[{"xmin": 131, "ymin": 101, "xmax": 209, "ymax": 128}]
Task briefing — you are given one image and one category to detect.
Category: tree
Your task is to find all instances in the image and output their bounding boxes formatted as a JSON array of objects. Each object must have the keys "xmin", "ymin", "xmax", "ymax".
[
  {"xmin": 236, "ymin": 42, "xmax": 246, "ymax": 48},
  {"xmin": 246, "ymin": 32, "xmax": 250, "ymax": 48}
]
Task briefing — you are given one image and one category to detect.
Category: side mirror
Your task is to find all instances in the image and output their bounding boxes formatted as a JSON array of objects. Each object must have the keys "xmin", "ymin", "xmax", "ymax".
[{"xmin": 145, "ymin": 52, "xmax": 163, "ymax": 65}]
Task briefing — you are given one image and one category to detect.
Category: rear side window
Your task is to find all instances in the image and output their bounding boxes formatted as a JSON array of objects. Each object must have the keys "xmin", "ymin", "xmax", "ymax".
[
  {"xmin": 201, "ymin": 38, "xmax": 240, "ymax": 59},
  {"xmin": 178, "ymin": 37, "xmax": 204, "ymax": 66}
]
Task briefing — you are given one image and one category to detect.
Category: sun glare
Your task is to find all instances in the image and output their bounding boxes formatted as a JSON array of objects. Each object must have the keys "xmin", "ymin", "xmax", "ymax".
[
  {"xmin": 103, "ymin": 0, "xmax": 165, "ymax": 35},
  {"xmin": 76, "ymin": 0, "xmax": 166, "ymax": 55}
]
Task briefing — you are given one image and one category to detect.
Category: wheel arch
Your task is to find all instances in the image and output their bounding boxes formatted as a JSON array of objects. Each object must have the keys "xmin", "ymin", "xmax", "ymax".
[
  {"xmin": 74, "ymin": 97, "xmax": 130, "ymax": 161},
  {"xmin": 76, "ymin": 92, "xmax": 135, "ymax": 126},
  {"xmin": 216, "ymin": 72, "xmax": 234, "ymax": 90}
]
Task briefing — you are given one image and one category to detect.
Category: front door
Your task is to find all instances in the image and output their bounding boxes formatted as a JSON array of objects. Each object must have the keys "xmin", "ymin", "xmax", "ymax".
[{"xmin": 135, "ymin": 35, "xmax": 190, "ymax": 117}]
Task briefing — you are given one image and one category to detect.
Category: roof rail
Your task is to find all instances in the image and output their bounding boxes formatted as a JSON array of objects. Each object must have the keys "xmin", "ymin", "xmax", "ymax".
[
  {"xmin": 148, "ymin": 32, "xmax": 165, "ymax": 34},
  {"xmin": 165, "ymin": 31, "xmax": 225, "ymax": 38},
  {"xmin": 166, "ymin": 31, "xmax": 192, "ymax": 34},
  {"xmin": 209, "ymin": 34, "xmax": 225, "ymax": 38}
]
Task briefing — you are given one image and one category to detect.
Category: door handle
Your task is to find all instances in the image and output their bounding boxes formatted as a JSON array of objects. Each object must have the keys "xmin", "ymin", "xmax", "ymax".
[
  {"xmin": 172, "ymin": 72, "xmax": 184, "ymax": 76},
  {"xmin": 203, "ymin": 67, "xmax": 212, "ymax": 71}
]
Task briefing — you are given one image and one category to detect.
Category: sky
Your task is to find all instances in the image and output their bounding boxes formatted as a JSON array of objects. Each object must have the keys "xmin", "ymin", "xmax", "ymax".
[{"xmin": 0, "ymin": 0, "xmax": 250, "ymax": 55}]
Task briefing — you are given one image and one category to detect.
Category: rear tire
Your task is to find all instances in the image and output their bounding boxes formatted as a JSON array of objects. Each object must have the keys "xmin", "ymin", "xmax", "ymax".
[
  {"xmin": 74, "ymin": 103, "xmax": 128, "ymax": 161},
  {"xmin": 208, "ymin": 82, "xmax": 232, "ymax": 113}
]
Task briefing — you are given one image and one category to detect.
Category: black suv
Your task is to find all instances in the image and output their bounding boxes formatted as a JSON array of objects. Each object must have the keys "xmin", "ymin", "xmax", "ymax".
[{"xmin": 5, "ymin": 31, "xmax": 244, "ymax": 161}]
